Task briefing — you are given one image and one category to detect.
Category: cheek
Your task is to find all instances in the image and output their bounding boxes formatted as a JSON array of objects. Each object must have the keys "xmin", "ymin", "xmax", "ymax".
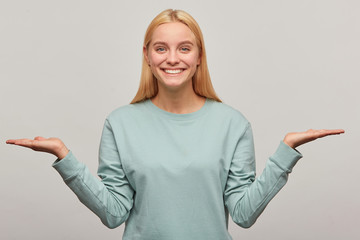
[
  {"xmin": 185, "ymin": 54, "xmax": 200, "ymax": 67},
  {"xmin": 149, "ymin": 52, "xmax": 165, "ymax": 65}
]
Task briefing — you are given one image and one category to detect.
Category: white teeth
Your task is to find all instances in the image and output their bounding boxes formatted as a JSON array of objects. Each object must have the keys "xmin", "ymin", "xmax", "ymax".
[{"xmin": 164, "ymin": 69, "xmax": 183, "ymax": 74}]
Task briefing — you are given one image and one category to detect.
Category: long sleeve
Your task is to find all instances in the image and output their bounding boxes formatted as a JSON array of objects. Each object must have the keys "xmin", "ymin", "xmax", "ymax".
[
  {"xmin": 224, "ymin": 123, "xmax": 302, "ymax": 228},
  {"xmin": 52, "ymin": 119, "xmax": 135, "ymax": 228},
  {"xmin": 51, "ymin": 99, "xmax": 302, "ymax": 239}
]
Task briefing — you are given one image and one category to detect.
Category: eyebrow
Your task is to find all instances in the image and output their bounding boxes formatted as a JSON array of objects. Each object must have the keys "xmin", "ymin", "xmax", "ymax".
[{"xmin": 152, "ymin": 40, "xmax": 194, "ymax": 46}]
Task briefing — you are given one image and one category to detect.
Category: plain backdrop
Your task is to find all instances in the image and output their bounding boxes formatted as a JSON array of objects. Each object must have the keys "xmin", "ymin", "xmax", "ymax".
[{"xmin": 1, "ymin": 0, "xmax": 359, "ymax": 239}]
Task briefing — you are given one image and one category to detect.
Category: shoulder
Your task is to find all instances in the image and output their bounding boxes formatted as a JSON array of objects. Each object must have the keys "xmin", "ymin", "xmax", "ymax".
[
  {"xmin": 208, "ymin": 99, "xmax": 249, "ymax": 125},
  {"xmin": 106, "ymin": 100, "xmax": 148, "ymax": 123},
  {"xmin": 206, "ymin": 99, "xmax": 251, "ymax": 140}
]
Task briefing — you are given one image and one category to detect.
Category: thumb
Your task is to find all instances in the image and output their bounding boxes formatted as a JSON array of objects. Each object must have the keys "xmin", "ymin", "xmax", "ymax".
[{"xmin": 34, "ymin": 136, "xmax": 47, "ymax": 141}]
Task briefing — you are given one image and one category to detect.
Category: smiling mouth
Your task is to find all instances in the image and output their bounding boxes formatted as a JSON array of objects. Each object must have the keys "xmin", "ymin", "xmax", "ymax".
[{"xmin": 162, "ymin": 69, "xmax": 184, "ymax": 74}]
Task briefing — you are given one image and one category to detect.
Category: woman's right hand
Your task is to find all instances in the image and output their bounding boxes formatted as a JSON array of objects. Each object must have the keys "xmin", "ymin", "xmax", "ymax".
[{"xmin": 6, "ymin": 137, "xmax": 69, "ymax": 160}]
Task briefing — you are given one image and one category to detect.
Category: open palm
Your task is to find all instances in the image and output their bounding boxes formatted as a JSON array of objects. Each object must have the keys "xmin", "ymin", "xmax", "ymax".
[
  {"xmin": 6, "ymin": 136, "xmax": 69, "ymax": 159},
  {"xmin": 283, "ymin": 129, "xmax": 345, "ymax": 149}
]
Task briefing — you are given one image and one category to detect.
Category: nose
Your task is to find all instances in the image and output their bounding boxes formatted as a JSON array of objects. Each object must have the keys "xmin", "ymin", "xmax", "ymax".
[{"xmin": 166, "ymin": 50, "xmax": 180, "ymax": 65}]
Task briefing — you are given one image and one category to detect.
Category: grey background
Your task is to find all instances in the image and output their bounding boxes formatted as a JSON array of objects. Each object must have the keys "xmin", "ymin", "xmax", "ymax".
[{"xmin": 1, "ymin": 0, "xmax": 359, "ymax": 239}]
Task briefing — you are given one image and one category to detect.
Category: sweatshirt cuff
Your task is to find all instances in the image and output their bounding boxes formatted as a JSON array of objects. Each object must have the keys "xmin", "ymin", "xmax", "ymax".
[
  {"xmin": 270, "ymin": 141, "xmax": 303, "ymax": 173},
  {"xmin": 52, "ymin": 150, "xmax": 83, "ymax": 181}
]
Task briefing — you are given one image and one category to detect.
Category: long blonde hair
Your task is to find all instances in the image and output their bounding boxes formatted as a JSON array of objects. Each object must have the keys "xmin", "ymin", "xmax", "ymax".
[{"xmin": 130, "ymin": 9, "xmax": 221, "ymax": 104}]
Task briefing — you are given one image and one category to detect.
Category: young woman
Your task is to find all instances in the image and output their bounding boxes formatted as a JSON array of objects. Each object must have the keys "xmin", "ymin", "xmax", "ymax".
[{"xmin": 6, "ymin": 9, "xmax": 344, "ymax": 240}]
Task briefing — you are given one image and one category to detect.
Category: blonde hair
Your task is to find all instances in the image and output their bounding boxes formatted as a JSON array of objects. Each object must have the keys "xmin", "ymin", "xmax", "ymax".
[{"xmin": 130, "ymin": 9, "xmax": 221, "ymax": 104}]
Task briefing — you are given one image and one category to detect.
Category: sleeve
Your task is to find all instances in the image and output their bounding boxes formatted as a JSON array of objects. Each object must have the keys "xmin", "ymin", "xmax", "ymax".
[
  {"xmin": 224, "ymin": 123, "xmax": 302, "ymax": 228},
  {"xmin": 52, "ymin": 119, "xmax": 135, "ymax": 229}
]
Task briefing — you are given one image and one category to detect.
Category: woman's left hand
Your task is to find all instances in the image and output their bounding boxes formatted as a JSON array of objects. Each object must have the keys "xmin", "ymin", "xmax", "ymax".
[{"xmin": 283, "ymin": 129, "xmax": 345, "ymax": 149}]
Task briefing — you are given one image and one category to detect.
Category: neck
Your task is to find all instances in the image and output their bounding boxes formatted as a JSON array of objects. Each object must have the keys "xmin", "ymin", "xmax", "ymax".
[{"xmin": 151, "ymin": 83, "xmax": 206, "ymax": 114}]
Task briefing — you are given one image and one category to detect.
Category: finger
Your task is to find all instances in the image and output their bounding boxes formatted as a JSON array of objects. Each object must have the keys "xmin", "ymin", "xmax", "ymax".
[
  {"xmin": 6, "ymin": 139, "xmax": 30, "ymax": 145},
  {"xmin": 6, "ymin": 139, "xmax": 16, "ymax": 144},
  {"xmin": 314, "ymin": 129, "xmax": 345, "ymax": 138},
  {"xmin": 321, "ymin": 129, "xmax": 344, "ymax": 135},
  {"xmin": 329, "ymin": 129, "xmax": 345, "ymax": 134},
  {"xmin": 6, "ymin": 139, "xmax": 36, "ymax": 148}
]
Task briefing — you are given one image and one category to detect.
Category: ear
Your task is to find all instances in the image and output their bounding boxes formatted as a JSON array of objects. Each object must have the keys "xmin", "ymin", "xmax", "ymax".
[
  {"xmin": 143, "ymin": 46, "xmax": 150, "ymax": 65},
  {"xmin": 197, "ymin": 52, "xmax": 201, "ymax": 66}
]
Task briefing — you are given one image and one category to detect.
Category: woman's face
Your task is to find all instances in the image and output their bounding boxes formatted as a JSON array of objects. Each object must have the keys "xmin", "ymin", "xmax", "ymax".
[{"xmin": 144, "ymin": 22, "xmax": 201, "ymax": 91}]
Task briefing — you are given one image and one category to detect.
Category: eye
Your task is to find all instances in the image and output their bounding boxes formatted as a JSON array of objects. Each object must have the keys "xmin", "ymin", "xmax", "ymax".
[
  {"xmin": 180, "ymin": 47, "xmax": 190, "ymax": 52},
  {"xmin": 156, "ymin": 47, "xmax": 166, "ymax": 52}
]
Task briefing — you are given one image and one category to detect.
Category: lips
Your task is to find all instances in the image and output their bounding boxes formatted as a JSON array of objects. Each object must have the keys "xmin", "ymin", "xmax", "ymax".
[{"xmin": 162, "ymin": 69, "xmax": 184, "ymax": 74}]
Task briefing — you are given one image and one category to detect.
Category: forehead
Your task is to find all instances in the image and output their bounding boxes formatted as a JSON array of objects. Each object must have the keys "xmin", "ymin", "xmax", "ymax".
[{"xmin": 151, "ymin": 22, "xmax": 196, "ymax": 44}]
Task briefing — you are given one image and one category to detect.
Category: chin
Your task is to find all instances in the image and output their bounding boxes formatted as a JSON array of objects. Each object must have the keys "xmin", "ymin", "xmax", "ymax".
[
  {"xmin": 162, "ymin": 81, "xmax": 186, "ymax": 89},
  {"xmin": 158, "ymin": 78, "xmax": 190, "ymax": 90}
]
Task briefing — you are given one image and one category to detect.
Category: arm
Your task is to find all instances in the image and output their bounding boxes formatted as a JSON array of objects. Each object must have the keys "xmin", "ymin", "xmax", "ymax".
[
  {"xmin": 6, "ymin": 119, "xmax": 135, "ymax": 228},
  {"xmin": 224, "ymin": 124, "xmax": 344, "ymax": 228},
  {"xmin": 52, "ymin": 119, "xmax": 134, "ymax": 228}
]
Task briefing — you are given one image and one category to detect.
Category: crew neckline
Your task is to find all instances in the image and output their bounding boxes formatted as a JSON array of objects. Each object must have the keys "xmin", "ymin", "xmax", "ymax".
[{"xmin": 144, "ymin": 98, "xmax": 210, "ymax": 120}]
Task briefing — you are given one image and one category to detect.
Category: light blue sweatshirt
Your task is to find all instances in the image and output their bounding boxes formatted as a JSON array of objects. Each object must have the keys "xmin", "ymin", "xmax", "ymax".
[{"xmin": 53, "ymin": 98, "xmax": 302, "ymax": 240}]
